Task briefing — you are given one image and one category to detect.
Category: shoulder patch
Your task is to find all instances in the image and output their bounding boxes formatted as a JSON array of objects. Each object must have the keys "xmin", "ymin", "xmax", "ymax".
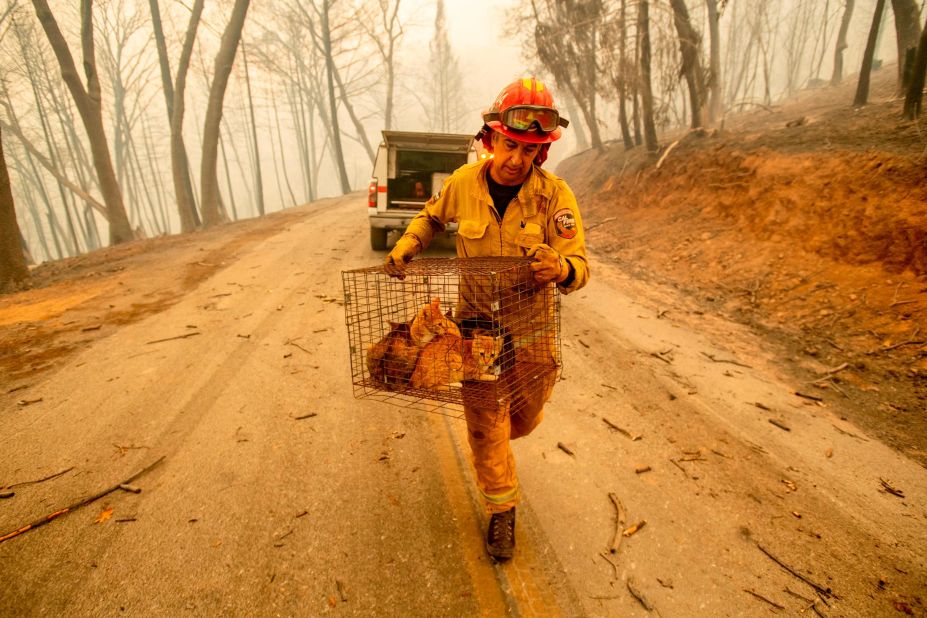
[{"xmin": 553, "ymin": 208, "xmax": 577, "ymax": 239}]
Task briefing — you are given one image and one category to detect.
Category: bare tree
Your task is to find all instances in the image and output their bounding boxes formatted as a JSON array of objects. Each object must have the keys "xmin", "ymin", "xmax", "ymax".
[
  {"xmin": 832, "ymin": 0, "xmax": 856, "ymax": 85},
  {"xmin": 532, "ymin": 0, "xmax": 604, "ymax": 150},
  {"xmin": 240, "ymin": 39, "xmax": 264, "ymax": 216},
  {"xmin": 705, "ymin": 0, "xmax": 723, "ymax": 123},
  {"xmin": 149, "ymin": 0, "xmax": 200, "ymax": 231},
  {"xmin": 855, "ymin": 0, "xmax": 887, "ymax": 106},
  {"xmin": 200, "ymin": 0, "xmax": 251, "ymax": 227},
  {"xmin": 429, "ymin": 0, "xmax": 465, "ymax": 133},
  {"xmin": 638, "ymin": 0, "xmax": 659, "ymax": 152},
  {"xmin": 903, "ymin": 11, "xmax": 927, "ymax": 118},
  {"xmin": 669, "ymin": 0, "xmax": 708, "ymax": 129},
  {"xmin": 0, "ymin": 125, "xmax": 29, "ymax": 290},
  {"xmin": 891, "ymin": 0, "xmax": 923, "ymax": 88},
  {"xmin": 31, "ymin": 0, "xmax": 134, "ymax": 244},
  {"xmin": 361, "ymin": 0, "xmax": 404, "ymax": 131}
]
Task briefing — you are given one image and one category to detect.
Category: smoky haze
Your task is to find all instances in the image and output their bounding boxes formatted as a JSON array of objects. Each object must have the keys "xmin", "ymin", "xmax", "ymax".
[{"xmin": 0, "ymin": 0, "xmax": 918, "ymax": 264}]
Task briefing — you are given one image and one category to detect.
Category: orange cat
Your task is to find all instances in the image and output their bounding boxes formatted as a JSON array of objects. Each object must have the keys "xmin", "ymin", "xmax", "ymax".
[
  {"xmin": 367, "ymin": 321, "xmax": 420, "ymax": 390},
  {"xmin": 410, "ymin": 297, "xmax": 460, "ymax": 346},
  {"xmin": 410, "ymin": 331, "xmax": 501, "ymax": 391}
]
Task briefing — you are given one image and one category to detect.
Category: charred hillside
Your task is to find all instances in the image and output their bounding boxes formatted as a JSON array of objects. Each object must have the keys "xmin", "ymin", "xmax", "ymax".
[{"xmin": 558, "ymin": 69, "xmax": 927, "ymax": 465}]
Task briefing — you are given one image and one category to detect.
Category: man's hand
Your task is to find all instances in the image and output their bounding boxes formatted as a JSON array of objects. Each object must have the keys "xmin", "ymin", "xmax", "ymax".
[
  {"xmin": 527, "ymin": 243, "xmax": 568, "ymax": 284},
  {"xmin": 385, "ymin": 235, "xmax": 422, "ymax": 278}
]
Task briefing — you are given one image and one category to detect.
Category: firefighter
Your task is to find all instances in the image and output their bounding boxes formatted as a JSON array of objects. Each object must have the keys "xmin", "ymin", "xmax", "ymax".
[{"xmin": 385, "ymin": 77, "xmax": 589, "ymax": 560}]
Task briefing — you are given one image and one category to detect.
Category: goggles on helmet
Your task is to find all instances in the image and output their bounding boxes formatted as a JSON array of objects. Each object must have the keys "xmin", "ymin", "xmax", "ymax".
[{"xmin": 484, "ymin": 105, "xmax": 569, "ymax": 133}]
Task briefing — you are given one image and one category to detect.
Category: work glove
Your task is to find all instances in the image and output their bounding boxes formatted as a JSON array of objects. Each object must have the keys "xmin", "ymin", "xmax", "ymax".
[
  {"xmin": 527, "ymin": 243, "xmax": 568, "ymax": 284},
  {"xmin": 385, "ymin": 234, "xmax": 421, "ymax": 278}
]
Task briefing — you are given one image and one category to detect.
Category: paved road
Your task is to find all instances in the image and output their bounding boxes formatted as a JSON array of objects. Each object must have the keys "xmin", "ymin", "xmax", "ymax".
[{"xmin": 1, "ymin": 195, "xmax": 924, "ymax": 616}]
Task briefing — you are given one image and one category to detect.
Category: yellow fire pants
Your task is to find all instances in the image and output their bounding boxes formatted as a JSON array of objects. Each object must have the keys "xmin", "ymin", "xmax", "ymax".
[{"xmin": 462, "ymin": 339, "xmax": 557, "ymax": 513}]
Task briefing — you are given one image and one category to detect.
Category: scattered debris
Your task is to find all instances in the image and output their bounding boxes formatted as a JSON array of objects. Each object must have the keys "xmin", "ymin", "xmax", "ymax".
[
  {"xmin": 598, "ymin": 551, "xmax": 620, "ymax": 579},
  {"xmin": 115, "ymin": 517, "xmax": 137, "ymax": 523},
  {"xmin": 578, "ymin": 338, "xmax": 590, "ymax": 349},
  {"xmin": 656, "ymin": 578, "xmax": 674, "ymax": 589},
  {"xmin": 118, "ymin": 484, "xmax": 142, "ymax": 494},
  {"xmin": 769, "ymin": 418, "xmax": 792, "ymax": 432},
  {"xmin": 95, "ymin": 507, "xmax": 114, "ymax": 524},
  {"xmin": 701, "ymin": 351, "xmax": 752, "ymax": 368},
  {"xmin": 754, "ymin": 401, "xmax": 772, "ymax": 411},
  {"xmin": 651, "ymin": 348, "xmax": 674, "ymax": 364},
  {"xmin": 0, "ymin": 456, "xmax": 165, "ymax": 544},
  {"xmin": 17, "ymin": 398, "xmax": 43, "ymax": 407},
  {"xmin": 285, "ymin": 338, "xmax": 312, "ymax": 355},
  {"xmin": 795, "ymin": 391, "xmax": 824, "ymax": 402},
  {"xmin": 146, "ymin": 332, "xmax": 201, "ymax": 345},
  {"xmin": 831, "ymin": 424, "xmax": 868, "ymax": 442},
  {"xmin": 635, "ymin": 465, "xmax": 652, "ymax": 474},
  {"xmin": 336, "ymin": 579, "xmax": 348, "ymax": 602},
  {"xmin": 879, "ymin": 478, "xmax": 905, "ymax": 498},
  {"xmin": 0, "ymin": 491, "xmax": 14, "ymax": 499},
  {"xmin": 6, "ymin": 384, "xmax": 29, "ymax": 394},
  {"xmin": 557, "ymin": 442, "xmax": 575, "ymax": 457},
  {"xmin": 626, "ymin": 577, "xmax": 655, "ymax": 612},
  {"xmin": 623, "ymin": 521, "xmax": 646, "ymax": 537},
  {"xmin": 744, "ymin": 588, "xmax": 786, "ymax": 610},
  {"xmin": 294, "ymin": 413, "xmax": 318, "ymax": 421},
  {"xmin": 5, "ymin": 466, "xmax": 74, "ymax": 490},
  {"xmin": 755, "ymin": 541, "xmax": 834, "ymax": 598},
  {"xmin": 781, "ymin": 479, "xmax": 798, "ymax": 492},
  {"xmin": 81, "ymin": 324, "xmax": 102, "ymax": 332},
  {"xmin": 602, "ymin": 417, "xmax": 642, "ymax": 441},
  {"xmin": 607, "ymin": 492, "xmax": 627, "ymax": 554}
]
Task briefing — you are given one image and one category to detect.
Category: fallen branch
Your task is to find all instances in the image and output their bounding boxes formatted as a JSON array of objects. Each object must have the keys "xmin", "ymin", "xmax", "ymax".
[
  {"xmin": 768, "ymin": 419, "xmax": 791, "ymax": 432},
  {"xmin": 602, "ymin": 417, "xmax": 642, "ymax": 441},
  {"xmin": 146, "ymin": 332, "xmax": 201, "ymax": 345},
  {"xmin": 880, "ymin": 328, "xmax": 924, "ymax": 352},
  {"xmin": 879, "ymin": 478, "xmax": 905, "ymax": 497},
  {"xmin": 655, "ymin": 139, "xmax": 681, "ymax": 169},
  {"xmin": 701, "ymin": 352, "xmax": 752, "ymax": 368},
  {"xmin": 755, "ymin": 542, "xmax": 833, "ymax": 598},
  {"xmin": 0, "ymin": 456, "xmax": 165, "ymax": 544},
  {"xmin": 598, "ymin": 551, "xmax": 620, "ymax": 579},
  {"xmin": 651, "ymin": 349, "xmax": 674, "ymax": 364},
  {"xmin": 607, "ymin": 492, "xmax": 627, "ymax": 554},
  {"xmin": 6, "ymin": 466, "xmax": 75, "ymax": 490},
  {"xmin": 626, "ymin": 577, "xmax": 655, "ymax": 611},
  {"xmin": 794, "ymin": 391, "xmax": 824, "ymax": 402},
  {"xmin": 557, "ymin": 442, "xmax": 575, "ymax": 457},
  {"xmin": 286, "ymin": 339, "xmax": 312, "ymax": 355},
  {"xmin": 744, "ymin": 588, "xmax": 785, "ymax": 610}
]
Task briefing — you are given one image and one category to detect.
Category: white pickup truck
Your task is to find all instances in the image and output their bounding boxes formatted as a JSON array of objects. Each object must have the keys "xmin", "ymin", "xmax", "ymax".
[{"xmin": 367, "ymin": 131, "xmax": 479, "ymax": 250}]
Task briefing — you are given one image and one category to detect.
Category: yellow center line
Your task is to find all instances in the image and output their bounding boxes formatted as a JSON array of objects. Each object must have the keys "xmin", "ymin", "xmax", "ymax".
[{"xmin": 429, "ymin": 412, "xmax": 566, "ymax": 617}]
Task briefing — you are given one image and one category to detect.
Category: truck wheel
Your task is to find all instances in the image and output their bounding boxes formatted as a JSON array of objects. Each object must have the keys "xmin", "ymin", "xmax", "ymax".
[{"xmin": 370, "ymin": 227, "xmax": 388, "ymax": 251}]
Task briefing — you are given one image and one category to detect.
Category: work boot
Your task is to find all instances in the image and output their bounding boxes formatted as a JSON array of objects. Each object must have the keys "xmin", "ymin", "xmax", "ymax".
[{"xmin": 486, "ymin": 507, "xmax": 516, "ymax": 560}]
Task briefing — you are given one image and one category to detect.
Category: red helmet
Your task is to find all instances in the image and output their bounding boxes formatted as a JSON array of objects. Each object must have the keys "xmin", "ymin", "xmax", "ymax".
[{"xmin": 481, "ymin": 78, "xmax": 569, "ymax": 145}]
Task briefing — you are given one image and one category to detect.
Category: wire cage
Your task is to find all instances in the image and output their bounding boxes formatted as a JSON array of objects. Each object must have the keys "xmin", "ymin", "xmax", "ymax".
[{"xmin": 342, "ymin": 257, "xmax": 561, "ymax": 428}]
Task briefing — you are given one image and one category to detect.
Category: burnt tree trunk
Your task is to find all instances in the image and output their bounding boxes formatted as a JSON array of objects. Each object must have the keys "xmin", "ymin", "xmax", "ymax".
[
  {"xmin": 832, "ymin": 0, "xmax": 856, "ymax": 85},
  {"xmin": 891, "ymin": 0, "xmax": 923, "ymax": 89},
  {"xmin": 0, "ymin": 126, "xmax": 29, "ymax": 290},
  {"xmin": 638, "ymin": 0, "xmax": 659, "ymax": 152},
  {"xmin": 670, "ymin": 0, "xmax": 708, "ymax": 129},
  {"xmin": 903, "ymin": 13, "xmax": 927, "ymax": 118},
  {"xmin": 200, "ymin": 0, "xmax": 250, "ymax": 227},
  {"xmin": 855, "ymin": 0, "xmax": 887, "ymax": 106},
  {"xmin": 705, "ymin": 0, "xmax": 722, "ymax": 124}
]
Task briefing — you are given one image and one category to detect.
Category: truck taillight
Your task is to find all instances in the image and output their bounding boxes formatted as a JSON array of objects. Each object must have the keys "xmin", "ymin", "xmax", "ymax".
[{"xmin": 368, "ymin": 178, "xmax": 378, "ymax": 208}]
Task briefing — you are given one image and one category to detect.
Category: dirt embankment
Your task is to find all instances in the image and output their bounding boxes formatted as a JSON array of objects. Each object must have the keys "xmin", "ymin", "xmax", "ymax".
[{"xmin": 558, "ymin": 74, "xmax": 927, "ymax": 466}]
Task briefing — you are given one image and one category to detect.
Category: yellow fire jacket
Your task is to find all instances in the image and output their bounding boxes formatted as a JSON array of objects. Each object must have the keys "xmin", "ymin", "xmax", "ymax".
[{"xmin": 400, "ymin": 159, "xmax": 590, "ymax": 295}]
